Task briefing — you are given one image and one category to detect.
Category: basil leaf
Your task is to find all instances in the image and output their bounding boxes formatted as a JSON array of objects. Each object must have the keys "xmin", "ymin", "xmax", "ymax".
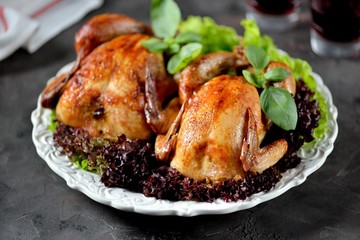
[
  {"xmin": 167, "ymin": 43, "xmax": 202, "ymax": 74},
  {"xmin": 151, "ymin": 0, "xmax": 181, "ymax": 38},
  {"xmin": 260, "ymin": 87, "xmax": 297, "ymax": 130},
  {"xmin": 174, "ymin": 32, "xmax": 202, "ymax": 44},
  {"xmin": 246, "ymin": 45, "xmax": 270, "ymax": 70},
  {"xmin": 264, "ymin": 67, "xmax": 290, "ymax": 81},
  {"xmin": 242, "ymin": 70, "xmax": 264, "ymax": 88},
  {"xmin": 142, "ymin": 38, "xmax": 169, "ymax": 53},
  {"xmin": 168, "ymin": 42, "xmax": 180, "ymax": 54}
]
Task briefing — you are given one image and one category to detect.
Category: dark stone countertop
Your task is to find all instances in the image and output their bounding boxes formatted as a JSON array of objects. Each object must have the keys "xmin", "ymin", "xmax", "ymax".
[{"xmin": 1, "ymin": 1, "xmax": 359, "ymax": 239}]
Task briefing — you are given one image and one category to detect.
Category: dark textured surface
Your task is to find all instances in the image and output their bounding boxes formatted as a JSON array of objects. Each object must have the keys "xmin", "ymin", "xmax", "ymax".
[{"xmin": 0, "ymin": 1, "xmax": 359, "ymax": 239}]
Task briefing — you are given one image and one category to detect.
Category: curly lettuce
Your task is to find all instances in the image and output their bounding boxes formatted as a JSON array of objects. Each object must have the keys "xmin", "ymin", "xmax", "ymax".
[
  {"xmin": 179, "ymin": 16, "xmax": 240, "ymax": 53},
  {"xmin": 48, "ymin": 110, "xmax": 59, "ymax": 132}
]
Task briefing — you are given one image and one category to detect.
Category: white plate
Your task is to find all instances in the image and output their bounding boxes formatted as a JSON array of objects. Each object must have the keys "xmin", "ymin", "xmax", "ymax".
[{"xmin": 31, "ymin": 63, "xmax": 338, "ymax": 216}]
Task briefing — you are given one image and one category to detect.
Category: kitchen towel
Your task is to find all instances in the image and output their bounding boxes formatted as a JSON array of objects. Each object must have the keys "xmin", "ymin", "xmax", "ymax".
[{"xmin": 0, "ymin": 0, "xmax": 104, "ymax": 61}]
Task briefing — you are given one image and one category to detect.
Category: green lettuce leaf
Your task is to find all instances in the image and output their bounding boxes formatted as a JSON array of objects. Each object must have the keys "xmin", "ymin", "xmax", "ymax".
[
  {"xmin": 48, "ymin": 110, "xmax": 59, "ymax": 132},
  {"xmin": 179, "ymin": 16, "xmax": 239, "ymax": 53},
  {"xmin": 72, "ymin": 154, "xmax": 94, "ymax": 172}
]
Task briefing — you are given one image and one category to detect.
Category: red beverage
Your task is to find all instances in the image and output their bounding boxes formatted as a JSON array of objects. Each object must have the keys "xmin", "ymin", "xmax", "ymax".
[
  {"xmin": 310, "ymin": 0, "xmax": 360, "ymax": 42},
  {"xmin": 246, "ymin": 0, "xmax": 300, "ymax": 15}
]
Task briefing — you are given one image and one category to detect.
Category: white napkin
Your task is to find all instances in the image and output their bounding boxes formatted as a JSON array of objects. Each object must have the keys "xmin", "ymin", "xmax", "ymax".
[
  {"xmin": 0, "ymin": 5, "xmax": 38, "ymax": 60},
  {"xmin": 0, "ymin": 0, "xmax": 104, "ymax": 61}
]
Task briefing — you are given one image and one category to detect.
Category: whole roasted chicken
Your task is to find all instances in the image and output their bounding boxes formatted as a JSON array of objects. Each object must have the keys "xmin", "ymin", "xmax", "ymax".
[
  {"xmin": 41, "ymin": 14, "xmax": 179, "ymax": 140},
  {"xmin": 155, "ymin": 53, "xmax": 296, "ymax": 182}
]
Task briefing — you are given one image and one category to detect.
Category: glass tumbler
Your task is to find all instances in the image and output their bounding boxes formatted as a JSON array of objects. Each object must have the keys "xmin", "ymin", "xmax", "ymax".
[
  {"xmin": 310, "ymin": 0, "xmax": 360, "ymax": 58},
  {"xmin": 245, "ymin": 0, "xmax": 302, "ymax": 32}
]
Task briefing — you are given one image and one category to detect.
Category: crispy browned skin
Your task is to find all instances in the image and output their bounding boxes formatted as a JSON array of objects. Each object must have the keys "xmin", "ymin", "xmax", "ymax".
[
  {"xmin": 75, "ymin": 14, "xmax": 153, "ymax": 63},
  {"xmin": 56, "ymin": 34, "xmax": 171, "ymax": 140},
  {"xmin": 168, "ymin": 76, "xmax": 288, "ymax": 182}
]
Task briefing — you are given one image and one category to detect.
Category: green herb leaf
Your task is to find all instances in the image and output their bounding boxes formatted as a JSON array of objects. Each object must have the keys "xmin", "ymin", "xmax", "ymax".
[
  {"xmin": 242, "ymin": 70, "xmax": 264, "ymax": 88},
  {"xmin": 142, "ymin": 38, "xmax": 169, "ymax": 53},
  {"xmin": 174, "ymin": 32, "xmax": 201, "ymax": 44},
  {"xmin": 168, "ymin": 42, "xmax": 180, "ymax": 54},
  {"xmin": 260, "ymin": 87, "xmax": 297, "ymax": 131},
  {"xmin": 167, "ymin": 43, "xmax": 202, "ymax": 74},
  {"xmin": 246, "ymin": 45, "xmax": 270, "ymax": 70},
  {"xmin": 151, "ymin": 0, "xmax": 181, "ymax": 38},
  {"xmin": 264, "ymin": 67, "xmax": 290, "ymax": 81}
]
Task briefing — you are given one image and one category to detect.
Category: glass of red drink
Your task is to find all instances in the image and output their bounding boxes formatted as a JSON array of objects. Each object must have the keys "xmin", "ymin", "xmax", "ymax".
[
  {"xmin": 245, "ymin": 0, "xmax": 301, "ymax": 32},
  {"xmin": 310, "ymin": 0, "xmax": 360, "ymax": 58}
]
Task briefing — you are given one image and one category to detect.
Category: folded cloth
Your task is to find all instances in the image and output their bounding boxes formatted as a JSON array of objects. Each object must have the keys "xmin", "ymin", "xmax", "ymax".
[
  {"xmin": 0, "ymin": 5, "xmax": 38, "ymax": 60},
  {"xmin": 0, "ymin": 0, "xmax": 104, "ymax": 61}
]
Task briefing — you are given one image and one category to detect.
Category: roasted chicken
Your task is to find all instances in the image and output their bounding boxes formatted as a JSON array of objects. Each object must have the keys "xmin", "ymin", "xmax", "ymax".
[
  {"xmin": 41, "ymin": 14, "xmax": 178, "ymax": 140},
  {"xmin": 155, "ymin": 52, "xmax": 296, "ymax": 182},
  {"xmin": 169, "ymin": 75, "xmax": 288, "ymax": 181},
  {"xmin": 41, "ymin": 14, "xmax": 153, "ymax": 109}
]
